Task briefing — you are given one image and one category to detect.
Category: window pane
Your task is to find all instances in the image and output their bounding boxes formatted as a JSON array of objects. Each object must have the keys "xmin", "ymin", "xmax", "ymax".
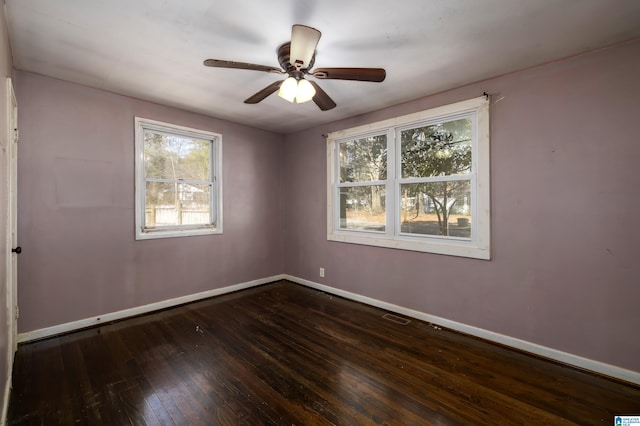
[
  {"xmin": 339, "ymin": 185, "xmax": 385, "ymax": 231},
  {"xmin": 144, "ymin": 130, "xmax": 211, "ymax": 181},
  {"xmin": 145, "ymin": 181, "xmax": 212, "ymax": 227},
  {"xmin": 401, "ymin": 118, "xmax": 472, "ymax": 178},
  {"xmin": 400, "ymin": 181, "xmax": 471, "ymax": 238},
  {"xmin": 339, "ymin": 135, "xmax": 387, "ymax": 183}
]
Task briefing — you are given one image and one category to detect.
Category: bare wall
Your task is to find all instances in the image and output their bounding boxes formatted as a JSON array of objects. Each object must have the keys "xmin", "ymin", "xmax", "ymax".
[
  {"xmin": 15, "ymin": 71, "xmax": 285, "ymax": 333},
  {"xmin": 283, "ymin": 39, "xmax": 640, "ymax": 373}
]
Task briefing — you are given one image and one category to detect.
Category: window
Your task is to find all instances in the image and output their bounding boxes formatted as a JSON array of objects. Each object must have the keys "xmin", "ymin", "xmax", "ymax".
[
  {"xmin": 327, "ymin": 96, "xmax": 490, "ymax": 259},
  {"xmin": 135, "ymin": 117, "xmax": 222, "ymax": 240}
]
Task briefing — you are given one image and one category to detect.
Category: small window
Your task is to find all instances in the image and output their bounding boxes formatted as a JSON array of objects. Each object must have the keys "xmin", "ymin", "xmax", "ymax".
[
  {"xmin": 135, "ymin": 117, "xmax": 222, "ymax": 240},
  {"xmin": 327, "ymin": 96, "xmax": 490, "ymax": 259}
]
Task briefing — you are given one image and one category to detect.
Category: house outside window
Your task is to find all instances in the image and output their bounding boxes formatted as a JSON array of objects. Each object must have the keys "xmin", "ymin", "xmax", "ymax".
[
  {"xmin": 327, "ymin": 96, "xmax": 490, "ymax": 259},
  {"xmin": 135, "ymin": 117, "xmax": 222, "ymax": 240}
]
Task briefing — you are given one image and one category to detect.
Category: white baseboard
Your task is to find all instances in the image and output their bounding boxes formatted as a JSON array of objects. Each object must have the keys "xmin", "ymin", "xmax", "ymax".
[
  {"xmin": 17, "ymin": 274, "xmax": 286, "ymax": 344},
  {"xmin": 284, "ymin": 274, "xmax": 640, "ymax": 386},
  {"xmin": 15, "ymin": 273, "xmax": 640, "ymax": 385}
]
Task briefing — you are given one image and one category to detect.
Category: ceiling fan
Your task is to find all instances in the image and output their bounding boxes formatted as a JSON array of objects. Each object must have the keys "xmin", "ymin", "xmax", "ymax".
[{"xmin": 203, "ymin": 25, "xmax": 386, "ymax": 111}]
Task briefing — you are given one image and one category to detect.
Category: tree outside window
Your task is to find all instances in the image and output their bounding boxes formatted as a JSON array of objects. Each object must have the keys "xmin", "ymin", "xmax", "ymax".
[
  {"xmin": 327, "ymin": 96, "xmax": 490, "ymax": 259},
  {"xmin": 135, "ymin": 118, "xmax": 222, "ymax": 240},
  {"xmin": 337, "ymin": 134, "xmax": 387, "ymax": 231},
  {"xmin": 400, "ymin": 118, "xmax": 472, "ymax": 238}
]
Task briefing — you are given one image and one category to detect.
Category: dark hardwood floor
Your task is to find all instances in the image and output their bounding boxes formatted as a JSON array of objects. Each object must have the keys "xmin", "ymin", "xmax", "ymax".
[{"xmin": 7, "ymin": 280, "xmax": 640, "ymax": 425}]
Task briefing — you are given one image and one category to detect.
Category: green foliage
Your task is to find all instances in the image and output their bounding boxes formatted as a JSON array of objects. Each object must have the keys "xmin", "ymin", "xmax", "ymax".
[
  {"xmin": 340, "ymin": 134, "xmax": 387, "ymax": 183},
  {"xmin": 400, "ymin": 118, "xmax": 472, "ymax": 178},
  {"xmin": 338, "ymin": 118, "xmax": 473, "ymax": 233},
  {"xmin": 400, "ymin": 119, "xmax": 473, "ymax": 235},
  {"xmin": 340, "ymin": 135, "xmax": 387, "ymax": 213},
  {"xmin": 144, "ymin": 132, "xmax": 211, "ymax": 180},
  {"xmin": 143, "ymin": 131, "xmax": 212, "ymax": 206}
]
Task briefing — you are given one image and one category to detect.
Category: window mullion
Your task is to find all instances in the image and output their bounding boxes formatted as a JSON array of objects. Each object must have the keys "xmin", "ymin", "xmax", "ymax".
[
  {"xmin": 146, "ymin": 177, "xmax": 213, "ymax": 185},
  {"xmin": 336, "ymin": 180, "xmax": 387, "ymax": 188},
  {"xmin": 332, "ymin": 141, "xmax": 341, "ymax": 231},
  {"xmin": 210, "ymin": 140, "xmax": 216, "ymax": 225},
  {"xmin": 398, "ymin": 174, "xmax": 473, "ymax": 185},
  {"xmin": 387, "ymin": 127, "xmax": 397, "ymax": 237}
]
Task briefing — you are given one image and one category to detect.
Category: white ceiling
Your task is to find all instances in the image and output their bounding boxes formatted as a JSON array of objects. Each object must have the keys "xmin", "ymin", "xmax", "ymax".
[{"xmin": 5, "ymin": 0, "xmax": 640, "ymax": 134}]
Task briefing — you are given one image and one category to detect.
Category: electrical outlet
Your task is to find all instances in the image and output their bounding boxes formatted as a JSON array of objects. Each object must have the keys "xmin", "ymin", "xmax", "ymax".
[{"xmin": 319, "ymin": 267, "xmax": 325, "ymax": 278}]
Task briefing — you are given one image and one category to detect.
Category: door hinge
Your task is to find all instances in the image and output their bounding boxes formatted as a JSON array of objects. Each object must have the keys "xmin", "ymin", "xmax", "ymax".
[
  {"xmin": 13, "ymin": 128, "xmax": 19, "ymax": 143},
  {"xmin": 15, "ymin": 305, "xmax": 19, "ymax": 319}
]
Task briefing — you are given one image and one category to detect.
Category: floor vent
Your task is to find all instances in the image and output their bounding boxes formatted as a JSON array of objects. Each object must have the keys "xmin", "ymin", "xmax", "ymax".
[{"xmin": 382, "ymin": 313, "xmax": 410, "ymax": 325}]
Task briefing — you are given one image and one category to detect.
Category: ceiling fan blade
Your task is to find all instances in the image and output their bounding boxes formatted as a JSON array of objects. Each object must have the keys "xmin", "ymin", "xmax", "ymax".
[
  {"xmin": 244, "ymin": 80, "xmax": 284, "ymax": 104},
  {"xmin": 309, "ymin": 81, "xmax": 336, "ymax": 111},
  {"xmin": 311, "ymin": 67, "xmax": 386, "ymax": 82},
  {"xmin": 204, "ymin": 59, "xmax": 283, "ymax": 74},
  {"xmin": 290, "ymin": 25, "xmax": 321, "ymax": 70}
]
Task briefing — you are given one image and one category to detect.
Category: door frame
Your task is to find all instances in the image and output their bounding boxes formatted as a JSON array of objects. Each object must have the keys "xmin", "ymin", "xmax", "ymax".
[{"xmin": 5, "ymin": 76, "xmax": 18, "ymax": 358}]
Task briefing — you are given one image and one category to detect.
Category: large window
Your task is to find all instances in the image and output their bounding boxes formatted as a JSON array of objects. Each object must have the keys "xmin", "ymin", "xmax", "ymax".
[
  {"xmin": 135, "ymin": 117, "xmax": 222, "ymax": 240},
  {"xmin": 327, "ymin": 96, "xmax": 490, "ymax": 259}
]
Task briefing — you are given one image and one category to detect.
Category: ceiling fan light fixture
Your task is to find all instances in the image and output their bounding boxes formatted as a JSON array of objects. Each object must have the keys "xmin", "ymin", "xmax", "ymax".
[
  {"xmin": 277, "ymin": 77, "xmax": 316, "ymax": 104},
  {"xmin": 295, "ymin": 78, "xmax": 316, "ymax": 103},
  {"xmin": 278, "ymin": 77, "xmax": 298, "ymax": 103}
]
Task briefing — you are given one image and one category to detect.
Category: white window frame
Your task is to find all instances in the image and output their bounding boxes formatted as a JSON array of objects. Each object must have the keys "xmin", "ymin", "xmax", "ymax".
[
  {"xmin": 135, "ymin": 117, "xmax": 223, "ymax": 240},
  {"xmin": 327, "ymin": 96, "xmax": 490, "ymax": 259}
]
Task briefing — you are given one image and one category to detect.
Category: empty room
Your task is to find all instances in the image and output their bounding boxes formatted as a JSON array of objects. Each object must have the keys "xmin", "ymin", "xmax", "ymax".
[{"xmin": 1, "ymin": 0, "xmax": 640, "ymax": 424}]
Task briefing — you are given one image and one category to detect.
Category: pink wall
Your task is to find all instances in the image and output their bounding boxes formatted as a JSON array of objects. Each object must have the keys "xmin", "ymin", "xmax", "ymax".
[
  {"xmin": 12, "ymin": 39, "xmax": 640, "ymax": 376},
  {"xmin": 283, "ymin": 39, "xmax": 640, "ymax": 372},
  {"xmin": 15, "ymin": 72, "xmax": 284, "ymax": 332}
]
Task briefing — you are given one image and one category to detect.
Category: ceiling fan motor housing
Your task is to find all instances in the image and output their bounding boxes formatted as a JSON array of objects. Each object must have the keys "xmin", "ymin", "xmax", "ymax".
[{"xmin": 278, "ymin": 42, "xmax": 316, "ymax": 76}]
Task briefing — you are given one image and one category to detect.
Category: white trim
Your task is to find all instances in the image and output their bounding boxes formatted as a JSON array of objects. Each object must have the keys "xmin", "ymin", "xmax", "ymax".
[
  {"xmin": 17, "ymin": 274, "xmax": 286, "ymax": 344},
  {"xmin": 328, "ymin": 97, "xmax": 490, "ymax": 140},
  {"xmin": 2, "ymin": 77, "xmax": 18, "ymax": 426},
  {"xmin": 284, "ymin": 274, "xmax": 640, "ymax": 386}
]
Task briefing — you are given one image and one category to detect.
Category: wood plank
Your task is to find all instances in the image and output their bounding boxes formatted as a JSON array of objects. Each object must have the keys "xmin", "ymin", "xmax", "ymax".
[{"xmin": 7, "ymin": 280, "xmax": 640, "ymax": 425}]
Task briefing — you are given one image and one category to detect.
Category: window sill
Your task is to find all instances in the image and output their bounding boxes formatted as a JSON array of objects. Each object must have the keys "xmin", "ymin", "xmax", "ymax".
[
  {"xmin": 136, "ymin": 226, "xmax": 222, "ymax": 240},
  {"xmin": 327, "ymin": 231, "xmax": 490, "ymax": 260}
]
